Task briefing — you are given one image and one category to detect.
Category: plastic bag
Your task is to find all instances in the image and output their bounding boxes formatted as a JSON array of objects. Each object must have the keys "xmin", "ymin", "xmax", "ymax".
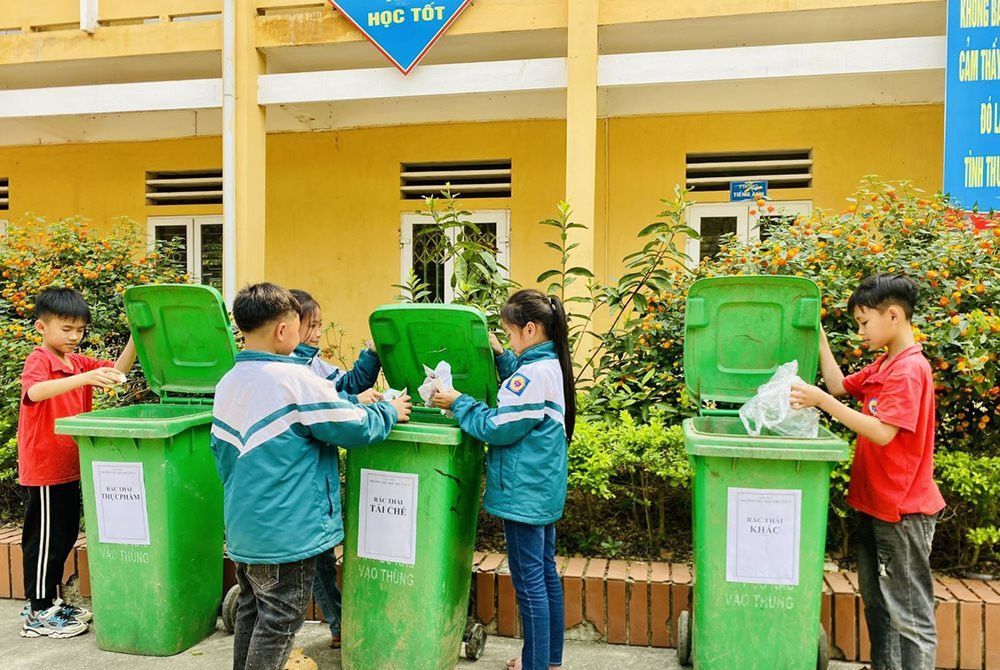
[
  {"xmin": 418, "ymin": 361, "xmax": 454, "ymax": 416},
  {"xmin": 382, "ymin": 387, "xmax": 408, "ymax": 401},
  {"xmin": 738, "ymin": 360, "xmax": 819, "ymax": 438}
]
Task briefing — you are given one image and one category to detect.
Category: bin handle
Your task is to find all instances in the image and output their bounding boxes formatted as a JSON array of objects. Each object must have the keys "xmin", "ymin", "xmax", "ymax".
[
  {"xmin": 792, "ymin": 298, "xmax": 820, "ymax": 329},
  {"xmin": 699, "ymin": 408, "xmax": 740, "ymax": 417}
]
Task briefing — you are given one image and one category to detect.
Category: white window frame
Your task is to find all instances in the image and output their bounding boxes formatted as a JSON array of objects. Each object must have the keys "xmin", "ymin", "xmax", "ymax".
[
  {"xmin": 147, "ymin": 215, "xmax": 223, "ymax": 285},
  {"xmin": 686, "ymin": 200, "xmax": 813, "ymax": 266},
  {"xmin": 400, "ymin": 210, "xmax": 511, "ymax": 303},
  {"xmin": 685, "ymin": 203, "xmax": 750, "ymax": 268},
  {"xmin": 750, "ymin": 200, "xmax": 813, "ymax": 241}
]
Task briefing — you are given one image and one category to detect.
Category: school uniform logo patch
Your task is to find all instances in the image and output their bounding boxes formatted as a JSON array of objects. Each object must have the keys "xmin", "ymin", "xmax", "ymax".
[
  {"xmin": 868, "ymin": 397, "xmax": 878, "ymax": 415},
  {"xmin": 506, "ymin": 374, "xmax": 531, "ymax": 396}
]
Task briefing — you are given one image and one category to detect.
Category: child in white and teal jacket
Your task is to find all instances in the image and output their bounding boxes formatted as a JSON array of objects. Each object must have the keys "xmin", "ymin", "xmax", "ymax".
[
  {"xmin": 211, "ymin": 283, "xmax": 412, "ymax": 670},
  {"xmin": 287, "ymin": 288, "xmax": 381, "ymax": 648},
  {"xmin": 290, "ymin": 289, "xmax": 382, "ymax": 407},
  {"xmin": 433, "ymin": 289, "xmax": 576, "ymax": 670}
]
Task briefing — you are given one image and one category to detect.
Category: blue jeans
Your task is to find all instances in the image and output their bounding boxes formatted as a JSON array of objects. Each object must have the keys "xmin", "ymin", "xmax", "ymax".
[
  {"xmin": 857, "ymin": 512, "xmax": 938, "ymax": 670},
  {"xmin": 233, "ymin": 557, "xmax": 315, "ymax": 670},
  {"xmin": 504, "ymin": 520, "xmax": 564, "ymax": 670},
  {"xmin": 311, "ymin": 548, "xmax": 342, "ymax": 636}
]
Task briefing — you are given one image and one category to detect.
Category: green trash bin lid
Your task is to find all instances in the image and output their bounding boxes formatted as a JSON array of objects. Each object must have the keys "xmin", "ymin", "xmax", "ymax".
[
  {"xmin": 683, "ymin": 275, "xmax": 822, "ymax": 405},
  {"xmin": 369, "ymin": 304, "xmax": 498, "ymax": 407},
  {"xmin": 123, "ymin": 284, "xmax": 237, "ymax": 400}
]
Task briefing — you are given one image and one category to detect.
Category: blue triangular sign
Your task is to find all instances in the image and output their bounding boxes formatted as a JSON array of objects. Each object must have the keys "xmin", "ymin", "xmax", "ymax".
[{"xmin": 329, "ymin": 1, "xmax": 472, "ymax": 75}]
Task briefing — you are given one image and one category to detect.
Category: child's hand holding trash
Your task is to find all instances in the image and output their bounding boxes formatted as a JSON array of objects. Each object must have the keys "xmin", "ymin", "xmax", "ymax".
[
  {"xmin": 388, "ymin": 392, "xmax": 412, "ymax": 423},
  {"xmin": 789, "ymin": 383, "xmax": 828, "ymax": 412},
  {"xmin": 431, "ymin": 388, "xmax": 461, "ymax": 411},
  {"xmin": 86, "ymin": 367, "xmax": 127, "ymax": 389},
  {"xmin": 355, "ymin": 388, "xmax": 384, "ymax": 404}
]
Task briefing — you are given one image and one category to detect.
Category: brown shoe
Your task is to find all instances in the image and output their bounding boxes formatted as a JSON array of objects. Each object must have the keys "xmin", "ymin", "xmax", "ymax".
[
  {"xmin": 329, "ymin": 633, "xmax": 342, "ymax": 649},
  {"xmin": 284, "ymin": 648, "xmax": 318, "ymax": 670}
]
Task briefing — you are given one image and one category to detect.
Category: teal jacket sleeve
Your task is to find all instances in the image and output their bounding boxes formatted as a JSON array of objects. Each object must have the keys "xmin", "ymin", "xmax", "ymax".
[
  {"xmin": 301, "ymin": 399, "xmax": 398, "ymax": 448},
  {"xmin": 451, "ymin": 369, "xmax": 547, "ymax": 447},
  {"xmin": 495, "ymin": 350, "xmax": 519, "ymax": 380},
  {"xmin": 336, "ymin": 349, "xmax": 382, "ymax": 395}
]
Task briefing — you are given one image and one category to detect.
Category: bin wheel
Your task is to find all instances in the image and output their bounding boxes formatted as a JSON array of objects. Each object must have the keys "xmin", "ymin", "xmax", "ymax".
[
  {"xmin": 817, "ymin": 625, "xmax": 829, "ymax": 670},
  {"xmin": 677, "ymin": 610, "xmax": 692, "ymax": 667},
  {"xmin": 222, "ymin": 584, "xmax": 241, "ymax": 635},
  {"xmin": 463, "ymin": 622, "xmax": 487, "ymax": 661}
]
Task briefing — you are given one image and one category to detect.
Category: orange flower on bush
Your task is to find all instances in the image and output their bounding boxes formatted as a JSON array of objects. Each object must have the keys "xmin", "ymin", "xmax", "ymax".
[{"xmin": 594, "ymin": 177, "xmax": 1000, "ymax": 455}]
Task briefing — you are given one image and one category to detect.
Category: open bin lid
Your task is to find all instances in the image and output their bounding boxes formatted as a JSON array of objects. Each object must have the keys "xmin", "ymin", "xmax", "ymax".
[
  {"xmin": 369, "ymin": 304, "xmax": 498, "ymax": 407},
  {"xmin": 123, "ymin": 284, "xmax": 237, "ymax": 400},
  {"xmin": 683, "ymin": 276, "xmax": 822, "ymax": 405}
]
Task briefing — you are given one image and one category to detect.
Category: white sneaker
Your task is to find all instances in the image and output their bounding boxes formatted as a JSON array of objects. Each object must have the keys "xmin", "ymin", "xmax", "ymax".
[{"xmin": 20, "ymin": 605, "xmax": 90, "ymax": 639}]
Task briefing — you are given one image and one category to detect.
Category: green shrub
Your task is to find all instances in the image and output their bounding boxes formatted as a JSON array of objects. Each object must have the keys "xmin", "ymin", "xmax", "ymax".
[
  {"xmin": 560, "ymin": 409, "xmax": 691, "ymax": 557},
  {"xmin": 589, "ymin": 178, "xmax": 1000, "ymax": 455},
  {"xmin": 934, "ymin": 450, "xmax": 1000, "ymax": 568}
]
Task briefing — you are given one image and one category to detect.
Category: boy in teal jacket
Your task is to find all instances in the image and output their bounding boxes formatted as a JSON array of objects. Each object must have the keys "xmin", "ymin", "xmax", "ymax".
[{"xmin": 211, "ymin": 283, "xmax": 411, "ymax": 670}]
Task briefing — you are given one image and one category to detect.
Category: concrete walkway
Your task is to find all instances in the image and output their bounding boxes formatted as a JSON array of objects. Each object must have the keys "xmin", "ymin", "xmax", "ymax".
[{"xmin": 0, "ymin": 599, "xmax": 866, "ymax": 669}]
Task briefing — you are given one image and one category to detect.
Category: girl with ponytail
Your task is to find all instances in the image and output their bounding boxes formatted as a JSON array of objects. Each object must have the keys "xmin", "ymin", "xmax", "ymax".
[{"xmin": 433, "ymin": 289, "xmax": 575, "ymax": 670}]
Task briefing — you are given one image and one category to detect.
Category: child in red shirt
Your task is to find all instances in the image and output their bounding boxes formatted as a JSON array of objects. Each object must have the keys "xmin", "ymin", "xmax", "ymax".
[
  {"xmin": 791, "ymin": 273, "xmax": 945, "ymax": 670},
  {"xmin": 17, "ymin": 288, "xmax": 135, "ymax": 639}
]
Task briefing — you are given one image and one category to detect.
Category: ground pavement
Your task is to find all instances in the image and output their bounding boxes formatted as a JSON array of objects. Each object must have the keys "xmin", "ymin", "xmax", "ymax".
[{"xmin": 0, "ymin": 598, "xmax": 867, "ymax": 669}]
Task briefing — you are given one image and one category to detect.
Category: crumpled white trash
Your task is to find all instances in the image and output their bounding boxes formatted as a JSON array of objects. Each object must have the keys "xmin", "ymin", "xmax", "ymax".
[{"xmin": 739, "ymin": 360, "xmax": 820, "ymax": 438}]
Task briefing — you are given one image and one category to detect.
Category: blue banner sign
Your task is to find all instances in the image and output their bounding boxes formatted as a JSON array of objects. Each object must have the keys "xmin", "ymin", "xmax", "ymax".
[
  {"xmin": 730, "ymin": 180, "xmax": 768, "ymax": 202},
  {"xmin": 329, "ymin": 0, "xmax": 472, "ymax": 74},
  {"xmin": 943, "ymin": 0, "xmax": 1000, "ymax": 210}
]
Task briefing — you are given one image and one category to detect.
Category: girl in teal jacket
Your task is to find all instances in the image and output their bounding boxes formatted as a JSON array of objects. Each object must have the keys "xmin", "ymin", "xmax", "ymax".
[
  {"xmin": 434, "ymin": 289, "xmax": 576, "ymax": 670},
  {"xmin": 289, "ymin": 288, "xmax": 382, "ymax": 649}
]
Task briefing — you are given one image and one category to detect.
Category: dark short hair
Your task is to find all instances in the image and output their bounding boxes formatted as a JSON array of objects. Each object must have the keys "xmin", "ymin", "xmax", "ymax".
[
  {"xmin": 848, "ymin": 273, "xmax": 918, "ymax": 321},
  {"xmin": 288, "ymin": 289, "xmax": 319, "ymax": 321},
  {"xmin": 35, "ymin": 287, "xmax": 91, "ymax": 324},
  {"xmin": 232, "ymin": 283, "xmax": 300, "ymax": 334}
]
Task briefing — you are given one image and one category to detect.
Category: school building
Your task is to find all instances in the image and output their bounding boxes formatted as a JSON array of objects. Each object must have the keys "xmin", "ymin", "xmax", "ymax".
[{"xmin": 0, "ymin": 1, "xmax": 948, "ymax": 342}]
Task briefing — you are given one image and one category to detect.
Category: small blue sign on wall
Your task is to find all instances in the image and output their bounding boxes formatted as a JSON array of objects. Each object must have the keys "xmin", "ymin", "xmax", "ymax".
[
  {"xmin": 329, "ymin": 0, "xmax": 472, "ymax": 75},
  {"xmin": 943, "ymin": 0, "xmax": 1000, "ymax": 211},
  {"xmin": 730, "ymin": 180, "xmax": 768, "ymax": 202}
]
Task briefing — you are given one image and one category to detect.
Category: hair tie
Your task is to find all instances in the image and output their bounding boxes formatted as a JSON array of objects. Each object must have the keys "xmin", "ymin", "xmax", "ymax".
[{"xmin": 548, "ymin": 296, "xmax": 557, "ymax": 310}]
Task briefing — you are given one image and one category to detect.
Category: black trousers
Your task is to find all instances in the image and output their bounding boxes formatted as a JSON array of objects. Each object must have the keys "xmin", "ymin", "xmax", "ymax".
[{"xmin": 22, "ymin": 481, "xmax": 81, "ymax": 612}]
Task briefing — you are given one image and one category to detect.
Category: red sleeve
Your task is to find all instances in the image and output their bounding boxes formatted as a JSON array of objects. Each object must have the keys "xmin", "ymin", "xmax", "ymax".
[
  {"xmin": 20, "ymin": 352, "xmax": 51, "ymax": 406},
  {"xmin": 842, "ymin": 362, "xmax": 875, "ymax": 402},
  {"xmin": 74, "ymin": 354, "xmax": 114, "ymax": 373},
  {"xmin": 870, "ymin": 365, "xmax": 924, "ymax": 433}
]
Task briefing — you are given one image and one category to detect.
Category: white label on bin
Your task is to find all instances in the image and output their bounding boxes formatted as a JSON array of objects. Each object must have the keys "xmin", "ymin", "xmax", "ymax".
[
  {"xmin": 358, "ymin": 468, "xmax": 418, "ymax": 566},
  {"xmin": 92, "ymin": 462, "xmax": 151, "ymax": 546},
  {"xmin": 726, "ymin": 487, "xmax": 800, "ymax": 586}
]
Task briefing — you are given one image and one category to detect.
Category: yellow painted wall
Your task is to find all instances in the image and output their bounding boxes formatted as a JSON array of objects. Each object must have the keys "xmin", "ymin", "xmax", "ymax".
[
  {"xmin": 264, "ymin": 120, "xmax": 567, "ymax": 346},
  {"xmin": 602, "ymin": 104, "xmax": 944, "ymax": 275},
  {"xmin": 0, "ymin": 104, "xmax": 943, "ymax": 345},
  {"xmin": 0, "ymin": 137, "xmax": 222, "ymax": 226}
]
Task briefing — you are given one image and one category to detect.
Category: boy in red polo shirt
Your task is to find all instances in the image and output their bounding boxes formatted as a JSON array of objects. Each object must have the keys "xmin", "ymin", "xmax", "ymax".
[
  {"xmin": 791, "ymin": 273, "xmax": 945, "ymax": 670},
  {"xmin": 17, "ymin": 288, "xmax": 135, "ymax": 639}
]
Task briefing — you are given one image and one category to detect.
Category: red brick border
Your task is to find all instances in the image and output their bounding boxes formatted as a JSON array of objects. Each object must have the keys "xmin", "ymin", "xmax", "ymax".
[{"xmin": 3, "ymin": 526, "xmax": 999, "ymax": 668}]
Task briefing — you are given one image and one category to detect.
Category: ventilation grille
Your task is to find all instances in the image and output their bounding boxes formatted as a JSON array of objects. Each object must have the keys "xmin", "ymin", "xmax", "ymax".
[
  {"xmin": 0, "ymin": 178, "xmax": 8, "ymax": 211},
  {"xmin": 685, "ymin": 150, "xmax": 812, "ymax": 191},
  {"xmin": 400, "ymin": 160, "xmax": 512, "ymax": 200},
  {"xmin": 146, "ymin": 170, "xmax": 223, "ymax": 206}
]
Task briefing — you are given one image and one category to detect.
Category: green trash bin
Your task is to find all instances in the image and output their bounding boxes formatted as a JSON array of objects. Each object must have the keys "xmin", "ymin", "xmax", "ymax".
[
  {"xmin": 55, "ymin": 284, "xmax": 236, "ymax": 656},
  {"xmin": 340, "ymin": 304, "xmax": 496, "ymax": 670},
  {"xmin": 679, "ymin": 276, "xmax": 848, "ymax": 670}
]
